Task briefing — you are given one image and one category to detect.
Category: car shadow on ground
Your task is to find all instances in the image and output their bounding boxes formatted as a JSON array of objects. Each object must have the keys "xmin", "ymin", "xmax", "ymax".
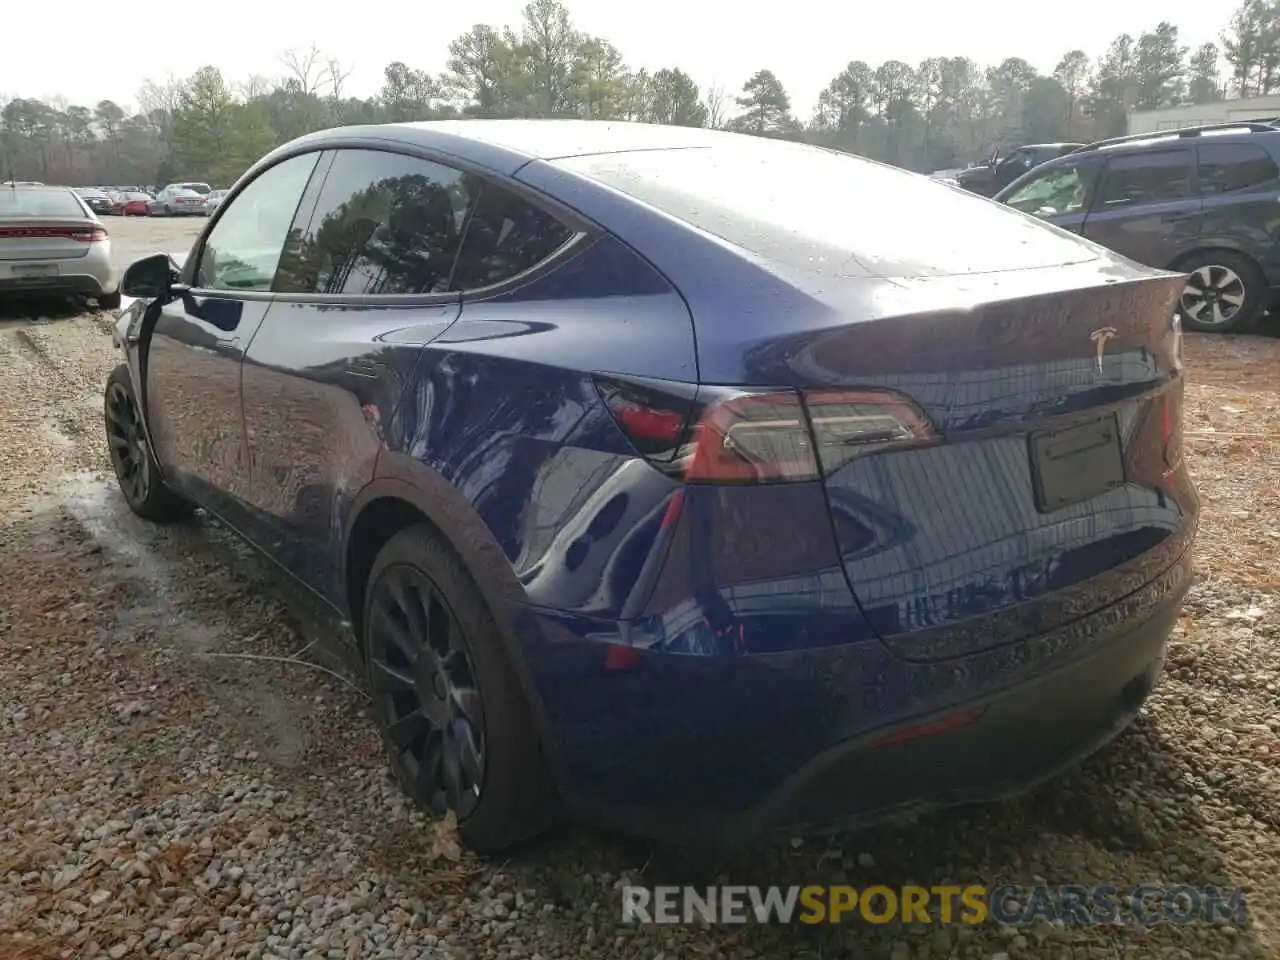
[
  {"xmin": 540, "ymin": 713, "xmax": 1256, "ymax": 952},
  {"xmin": 0, "ymin": 295, "xmax": 98, "ymax": 326},
  {"xmin": 1252, "ymin": 312, "xmax": 1280, "ymax": 337}
]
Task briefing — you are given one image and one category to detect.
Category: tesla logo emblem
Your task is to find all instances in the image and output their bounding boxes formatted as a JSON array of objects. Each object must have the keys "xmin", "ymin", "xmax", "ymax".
[{"xmin": 1090, "ymin": 326, "xmax": 1117, "ymax": 372}]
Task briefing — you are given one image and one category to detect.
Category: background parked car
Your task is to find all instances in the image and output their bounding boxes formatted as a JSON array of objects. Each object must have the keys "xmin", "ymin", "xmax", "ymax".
[
  {"xmin": 205, "ymin": 188, "xmax": 229, "ymax": 213},
  {"xmin": 1, "ymin": 184, "xmax": 119, "ymax": 308},
  {"xmin": 120, "ymin": 192, "xmax": 152, "ymax": 217},
  {"xmin": 152, "ymin": 182, "xmax": 212, "ymax": 216},
  {"xmin": 74, "ymin": 187, "xmax": 117, "ymax": 217},
  {"xmin": 956, "ymin": 143, "xmax": 1085, "ymax": 196},
  {"xmin": 996, "ymin": 121, "xmax": 1280, "ymax": 333}
]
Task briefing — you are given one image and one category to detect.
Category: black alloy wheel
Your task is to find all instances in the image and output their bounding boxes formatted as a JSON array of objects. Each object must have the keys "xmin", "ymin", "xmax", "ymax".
[
  {"xmin": 106, "ymin": 376, "xmax": 150, "ymax": 504},
  {"xmin": 103, "ymin": 364, "xmax": 191, "ymax": 522},
  {"xmin": 367, "ymin": 563, "xmax": 487, "ymax": 819},
  {"xmin": 361, "ymin": 523, "xmax": 556, "ymax": 852}
]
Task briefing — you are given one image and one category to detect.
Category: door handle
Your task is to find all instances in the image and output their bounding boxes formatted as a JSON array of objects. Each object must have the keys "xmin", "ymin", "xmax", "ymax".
[{"xmin": 1161, "ymin": 211, "xmax": 1197, "ymax": 223}]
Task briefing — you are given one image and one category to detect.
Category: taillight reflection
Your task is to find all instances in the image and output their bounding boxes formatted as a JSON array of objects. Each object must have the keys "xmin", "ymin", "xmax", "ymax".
[
  {"xmin": 805, "ymin": 389, "xmax": 936, "ymax": 475},
  {"xmin": 687, "ymin": 391, "xmax": 817, "ymax": 483}
]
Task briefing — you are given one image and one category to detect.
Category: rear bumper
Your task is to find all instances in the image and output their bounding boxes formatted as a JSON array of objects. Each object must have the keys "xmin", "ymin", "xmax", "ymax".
[
  {"xmin": 0, "ymin": 248, "xmax": 116, "ymax": 297},
  {"xmin": 733, "ymin": 581, "xmax": 1179, "ymax": 842},
  {"xmin": 0, "ymin": 275, "xmax": 114, "ymax": 297},
  {"xmin": 520, "ymin": 547, "xmax": 1192, "ymax": 847}
]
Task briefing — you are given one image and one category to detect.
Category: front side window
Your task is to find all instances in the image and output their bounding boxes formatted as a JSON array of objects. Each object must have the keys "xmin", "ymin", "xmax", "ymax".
[
  {"xmin": 1002, "ymin": 160, "xmax": 1100, "ymax": 218},
  {"xmin": 276, "ymin": 149, "xmax": 470, "ymax": 296},
  {"xmin": 1095, "ymin": 150, "xmax": 1193, "ymax": 208},
  {"xmin": 1198, "ymin": 142, "xmax": 1279, "ymax": 195},
  {"xmin": 196, "ymin": 152, "xmax": 321, "ymax": 292},
  {"xmin": 449, "ymin": 177, "xmax": 575, "ymax": 291}
]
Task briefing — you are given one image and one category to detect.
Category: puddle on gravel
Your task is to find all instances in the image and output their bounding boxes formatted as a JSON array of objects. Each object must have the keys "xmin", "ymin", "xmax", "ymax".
[
  {"xmin": 59, "ymin": 472, "xmax": 174, "ymax": 581},
  {"xmin": 53, "ymin": 469, "xmax": 313, "ymax": 767}
]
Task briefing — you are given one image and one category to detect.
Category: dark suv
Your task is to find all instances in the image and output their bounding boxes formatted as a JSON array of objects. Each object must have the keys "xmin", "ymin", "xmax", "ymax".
[
  {"xmin": 956, "ymin": 143, "xmax": 1085, "ymax": 197},
  {"xmin": 995, "ymin": 122, "xmax": 1280, "ymax": 332}
]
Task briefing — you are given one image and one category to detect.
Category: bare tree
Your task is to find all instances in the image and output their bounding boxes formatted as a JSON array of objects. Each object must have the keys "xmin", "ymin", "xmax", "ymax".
[
  {"xmin": 279, "ymin": 45, "xmax": 328, "ymax": 96},
  {"xmin": 137, "ymin": 73, "xmax": 188, "ymax": 116},
  {"xmin": 702, "ymin": 82, "xmax": 729, "ymax": 129},
  {"xmin": 236, "ymin": 74, "xmax": 278, "ymax": 100},
  {"xmin": 324, "ymin": 58, "xmax": 353, "ymax": 101}
]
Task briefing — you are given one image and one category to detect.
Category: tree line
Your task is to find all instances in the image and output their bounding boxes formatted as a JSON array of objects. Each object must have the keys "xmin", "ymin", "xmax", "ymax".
[{"xmin": 0, "ymin": 0, "xmax": 1270, "ymax": 188}]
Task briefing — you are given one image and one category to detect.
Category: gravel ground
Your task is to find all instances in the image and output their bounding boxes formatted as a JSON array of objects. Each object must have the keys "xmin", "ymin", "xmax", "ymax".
[{"xmin": 2, "ymin": 220, "xmax": 1279, "ymax": 960}]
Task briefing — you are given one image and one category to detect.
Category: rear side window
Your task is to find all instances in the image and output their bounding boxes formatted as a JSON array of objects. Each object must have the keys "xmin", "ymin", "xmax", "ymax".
[
  {"xmin": 555, "ymin": 139, "xmax": 1097, "ymax": 279},
  {"xmin": 1198, "ymin": 143, "xmax": 1279, "ymax": 195},
  {"xmin": 1095, "ymin": 150, "xmax": 1193, "ymax": 208},
  {"xmin": 0, "ymin": 188, "xmax": 85, "ymax": 219},
  {"xmin": 277, "ymin": 149, "xmax": 469, "ymax": 296},
  {"xmin": 450, "ymin": 178, "xmax": 574, "ymax": 291}
]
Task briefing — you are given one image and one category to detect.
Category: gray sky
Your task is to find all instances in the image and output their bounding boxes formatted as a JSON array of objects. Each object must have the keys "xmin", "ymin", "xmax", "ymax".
[{"xmin": 5, "ymin": 0, "xmax": 1228, "ymax": 117}]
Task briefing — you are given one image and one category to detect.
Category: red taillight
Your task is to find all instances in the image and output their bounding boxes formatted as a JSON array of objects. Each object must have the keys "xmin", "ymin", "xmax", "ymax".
[
  {"xmin": 613, "ymin": 404, "xmax": 686, "ymax": 446},
  {"xmin": 0, "ymin": 225, "xmax": 106, "ymax": 241},
  {"xmin": 863, "ymin": 707, "xmax": 985, "ymax": 749},
  {"xmin": 602, "ymin": 644, "xmax": 643, "ymax": 671},
  {"xmin": 596, "ymin": 375, "xmax": 938, "ymax": 485}
]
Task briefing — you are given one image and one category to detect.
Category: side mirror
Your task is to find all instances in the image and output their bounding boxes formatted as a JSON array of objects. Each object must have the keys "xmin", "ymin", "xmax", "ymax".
[{"xmin": 121, "ymin": 252, "xmax": 178, "ymax": 299}]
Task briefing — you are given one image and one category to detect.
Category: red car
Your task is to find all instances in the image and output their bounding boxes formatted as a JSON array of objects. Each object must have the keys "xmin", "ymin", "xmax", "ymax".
[{"xmin": 121, "ymin": 192, "xmax": 151, "ymax": 217}]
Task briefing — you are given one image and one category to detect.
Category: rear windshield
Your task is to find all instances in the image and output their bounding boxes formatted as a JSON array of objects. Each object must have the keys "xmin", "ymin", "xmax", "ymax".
[
  {"xmin": 179, "ymin": 183, "xmax": 211, "ymax": 195},
  {"xmin": 555, "ymin": 141, "xmax": 1096, "ymax": 278},
  {"xmin": 0, "ymin": 188, "xmax": 87, "ymax": 219}
]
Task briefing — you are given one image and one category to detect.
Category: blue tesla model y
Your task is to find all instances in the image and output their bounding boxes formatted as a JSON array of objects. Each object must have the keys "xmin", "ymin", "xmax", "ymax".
[{"xmin": 105, "ymin": 120, "xmax": 1198, "ymax": 852}]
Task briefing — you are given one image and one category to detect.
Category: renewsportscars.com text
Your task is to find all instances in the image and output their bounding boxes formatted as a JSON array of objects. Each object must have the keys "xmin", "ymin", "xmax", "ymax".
[{"xmin": 621, "ymin": 884, "xmax": 1247, "ymax": 926}]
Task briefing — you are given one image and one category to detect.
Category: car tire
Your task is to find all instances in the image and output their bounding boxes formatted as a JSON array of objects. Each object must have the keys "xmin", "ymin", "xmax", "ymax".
[
  {"xmin": 362, "ymin": 523, "xmax": 557, "ymax": 854},
  {"xmin": 104, "ymin": 364, "xmax": 193, "ymax": 523},
  {"xmin": 1177, "ymin": 250, "xmax": 1265, "ymax": 333},
  {"xmin": 98, "ymin": 291, "xmax": 122, "ymax": 311}
]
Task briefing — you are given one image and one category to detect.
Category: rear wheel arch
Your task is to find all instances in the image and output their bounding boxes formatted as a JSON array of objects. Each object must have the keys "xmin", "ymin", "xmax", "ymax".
[
  {"xmin": 343, "ymin": 493, "xmax": 430, "ymax": 647},
  {"xmin": 342, "ymin": 472, "xmax": 529, "ymax": 640},
  {"xmin": 342, "ymin": 471, "xmax": 564, "ymax": 792},
  {"xmin": 1167, "ymin": 244, "xmax": 1259, "ymax": 274}
]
